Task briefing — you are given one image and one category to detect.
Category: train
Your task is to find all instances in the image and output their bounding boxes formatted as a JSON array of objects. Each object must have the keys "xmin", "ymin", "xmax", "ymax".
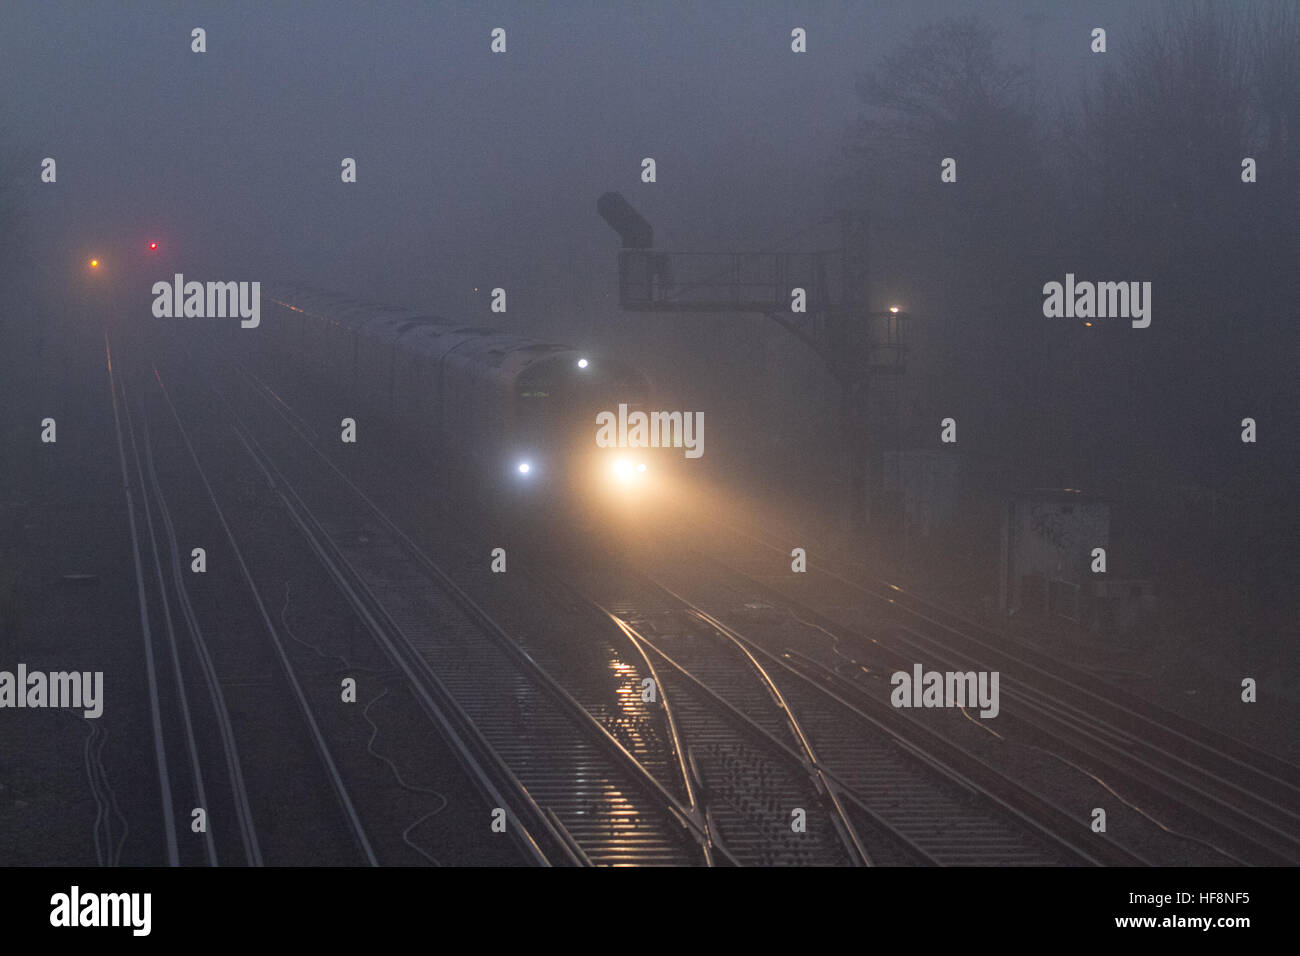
[{"xmin": 256, "ymin": 284, "xmax": 657, "ymax": 510}]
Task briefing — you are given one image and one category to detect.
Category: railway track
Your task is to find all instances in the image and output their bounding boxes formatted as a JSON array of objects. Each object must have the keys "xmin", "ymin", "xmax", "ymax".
[
  {"xmin": 199, "ymin": 329, "xmax": 942, "ymax": 864},
  {"xmin": 192, "ymin": 335, "xmax": 1138, "ymax": 868},
  {"xmin": 200, "ymin": 332, "xmax": 898, "ymax": 864},
  {"xmin": 157, "ymin": 327, "xmax": 713, "ymax": 866},
  {"xmin": 105, "ymin": 332, "xmax": 187, "ymax": 864},
  {"xmin": 191, "ymin": 328, "xmax": 1148, "ymax": 865},
  {"xmin": 111, "ymin": 327, "xmax": 536, "ymax": 865},
  {"xmin": 107, "ymin": 331, "xmax": 356, "ymax": 865},
  {"xmin": 661, "ymin": 502, "xmax": 1300, "ymax": 865},
  {"xmin": 576, "ymin": 578, "xmax": 873, "ymax": 865},
  {"xmin": 549, "ymin": 565, "xmax": 1120, "ymax": 865},
  {"xmin": 169, "ymin": 324, "xmax": 1298, "ymax": 866}
]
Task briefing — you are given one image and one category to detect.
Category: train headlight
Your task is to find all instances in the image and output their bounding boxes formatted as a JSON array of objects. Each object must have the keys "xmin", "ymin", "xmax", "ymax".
[
  {"xmin": 611, "ymin": 459, "xmax": 646, "ymax": 482},
  {"xmin": 517, "ymin": 461, "xmax": 532, "ymax": 475}
]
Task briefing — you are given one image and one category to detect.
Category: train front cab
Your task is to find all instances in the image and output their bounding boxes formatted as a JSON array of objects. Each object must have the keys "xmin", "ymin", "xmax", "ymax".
[{"xmin": 511, "ymin": 352, "xmax": 662, "ymax": 537}]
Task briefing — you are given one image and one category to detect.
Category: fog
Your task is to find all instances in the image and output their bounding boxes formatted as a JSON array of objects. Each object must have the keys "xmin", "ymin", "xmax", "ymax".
[
  {"xmin": 3, "ymin": 0, "xmax": 1297, "ymax": 617},
  {"xmin": 4, "ymin": 1, "xmax": 1131, "ymax": 320}
]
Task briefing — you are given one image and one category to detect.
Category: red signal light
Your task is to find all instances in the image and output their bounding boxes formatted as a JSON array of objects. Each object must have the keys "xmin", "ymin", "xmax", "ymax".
[{"xmin": 148, "ymin": 242, "xmax": 158, "ymax": 251}]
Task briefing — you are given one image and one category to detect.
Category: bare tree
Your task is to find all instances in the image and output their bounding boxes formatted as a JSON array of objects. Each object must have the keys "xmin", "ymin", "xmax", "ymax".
[
  {"xmin": 848, "ymin": 15, "xmax": 1040, "ymax": 262},
  {"xmin": 1071, "ymin": 1, "xmax": 1253, "ymax": 278},
  {"xmin": 1067, "ymin": 0, "xmax": 1299, "ymax": 484},
  {"xmin": 842, "ymin": 16, "xmax": 1059, "ymax": 475}
]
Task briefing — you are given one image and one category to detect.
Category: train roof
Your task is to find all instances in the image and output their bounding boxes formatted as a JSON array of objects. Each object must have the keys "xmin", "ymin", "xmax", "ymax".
[
  {"xmin": 266, "ymin": 283, "xmax": 454, "ymax": 331},
  {"xmin": 264, "ymin": 283, "xmax": 636, "ymax": 382},
  {"xmin": 261, "ymin": 282, "xmax": 650, "ymax": 390}
]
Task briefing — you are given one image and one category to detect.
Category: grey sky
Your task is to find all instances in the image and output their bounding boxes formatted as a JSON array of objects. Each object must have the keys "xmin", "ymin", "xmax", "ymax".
[{"xmin": 3, "ymin": 0, "xmax": 1146, "ymax": 343}]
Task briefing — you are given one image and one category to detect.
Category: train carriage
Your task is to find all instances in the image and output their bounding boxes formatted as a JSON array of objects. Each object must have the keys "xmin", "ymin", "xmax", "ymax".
[{"xmin": 261, "ymin": 284, "xmax": 655, "ymax": 510}]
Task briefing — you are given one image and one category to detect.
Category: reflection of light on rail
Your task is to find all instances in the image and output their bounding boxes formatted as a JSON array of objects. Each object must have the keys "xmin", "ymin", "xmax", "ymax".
[{"xmin": 609, "ymin": 655, "xmax": 640, "ymax": 718}]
